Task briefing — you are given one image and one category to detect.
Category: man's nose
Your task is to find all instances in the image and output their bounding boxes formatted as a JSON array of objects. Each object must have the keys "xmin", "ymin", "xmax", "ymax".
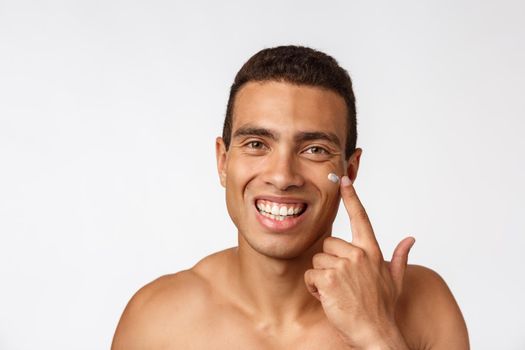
[{"xmin": 262, "ymin": 151, "xmax": 305, "ymax": 191}]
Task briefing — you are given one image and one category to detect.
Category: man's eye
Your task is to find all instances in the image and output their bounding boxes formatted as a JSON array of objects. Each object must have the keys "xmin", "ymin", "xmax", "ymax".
[
  {"xmin": 246, "ymin": 141, "xmax": 265, "ymax": 149},
  {"xmin": 304, "ymin": 146, "xmax": 329, "ymax": 155}
]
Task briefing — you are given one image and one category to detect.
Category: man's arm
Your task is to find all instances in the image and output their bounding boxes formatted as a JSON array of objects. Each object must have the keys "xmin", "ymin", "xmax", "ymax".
[{"xmin": 399, "ymin": 265, "xmax": 469, "ymax": 350}]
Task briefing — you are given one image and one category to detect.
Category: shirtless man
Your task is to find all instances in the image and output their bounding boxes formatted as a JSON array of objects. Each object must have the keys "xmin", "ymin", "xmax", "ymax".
[{"xmin": 112, "ymin": 45, "xmax": 469, "ymax": 349}]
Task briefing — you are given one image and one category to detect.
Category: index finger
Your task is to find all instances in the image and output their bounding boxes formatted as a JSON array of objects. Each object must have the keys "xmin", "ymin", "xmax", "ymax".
[{"xmin": 340, "ymin": 176, "xmax": 383, "ymax": 259}]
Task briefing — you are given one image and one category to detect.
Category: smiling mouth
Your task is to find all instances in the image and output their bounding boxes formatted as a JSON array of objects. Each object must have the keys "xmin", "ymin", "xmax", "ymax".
[{"xmin": 255, "ymin": 199, "xmax": 307, "ymax": 221}]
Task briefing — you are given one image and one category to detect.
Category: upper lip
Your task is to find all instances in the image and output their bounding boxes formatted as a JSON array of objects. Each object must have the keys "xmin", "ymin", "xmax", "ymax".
[{"xmin": 253, "ymin": 195, "xmax": 309, "ymax": 205}]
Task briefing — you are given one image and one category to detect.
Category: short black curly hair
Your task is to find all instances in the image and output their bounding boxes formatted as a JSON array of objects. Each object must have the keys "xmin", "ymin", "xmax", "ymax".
[{"xmin": 222, "ymin": 45, "xmax": 357, "ymax": 158}]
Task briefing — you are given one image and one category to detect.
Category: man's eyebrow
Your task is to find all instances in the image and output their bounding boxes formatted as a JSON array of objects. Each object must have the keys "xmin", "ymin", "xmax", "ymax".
[
  {"xmin": 232, "ymin": 127, "xmax": 341, "ymax": 147},
  {"xmin": 232, "ymin": 126, "xmax": 278, "ymax": 140},
  {"xmin": 295, "ymin": 131, "xmax": 341, "ymax": 147}
]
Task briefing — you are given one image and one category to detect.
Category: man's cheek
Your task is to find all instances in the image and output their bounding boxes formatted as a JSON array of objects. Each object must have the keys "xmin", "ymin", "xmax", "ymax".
[
  {"xmin": 230, "ymin": 156, "xmax": 265, "ymax": 180},
  {"xmin": 320, "ymin": 175, "xmax": 342, "ymax": 214}
]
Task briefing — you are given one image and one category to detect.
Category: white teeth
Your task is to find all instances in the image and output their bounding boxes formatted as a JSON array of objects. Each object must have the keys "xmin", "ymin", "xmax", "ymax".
[{"xmin": 256, "ymin": 200, "xmax": 306, "ymax": 219}]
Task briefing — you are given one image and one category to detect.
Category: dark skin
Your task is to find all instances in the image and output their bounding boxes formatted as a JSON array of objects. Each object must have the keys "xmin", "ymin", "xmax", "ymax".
[{"xmin": 112, "ymin": 81, "xmax": 469, "ymax": 349}]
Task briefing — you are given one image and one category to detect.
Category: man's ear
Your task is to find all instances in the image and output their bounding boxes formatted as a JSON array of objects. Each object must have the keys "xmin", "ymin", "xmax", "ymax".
[
  {"xmin": 216, "ymin": 137, "xmax": 228, "ymax": 188},
  {"xmin": 346, "ymin": 148, "xmax": 362, "ymax": 183}
]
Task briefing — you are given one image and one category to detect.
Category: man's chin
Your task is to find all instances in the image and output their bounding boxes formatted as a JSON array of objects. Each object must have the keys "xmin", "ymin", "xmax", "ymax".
[{"xmin": 253, "ymin": 244, "xmax": 306, "ymax": 260}]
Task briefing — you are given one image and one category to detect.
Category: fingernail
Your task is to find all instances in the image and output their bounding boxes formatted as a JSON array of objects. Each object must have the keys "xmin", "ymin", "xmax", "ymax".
[{"xmin": 341, "ymin": 176, "xmax": 352, "ymax": 187}]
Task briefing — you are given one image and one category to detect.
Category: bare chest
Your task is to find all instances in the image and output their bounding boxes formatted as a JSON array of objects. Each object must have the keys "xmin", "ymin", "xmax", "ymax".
[{"xmin": 163, "ymin": 312, "xmax": 350, "ymax": 350}]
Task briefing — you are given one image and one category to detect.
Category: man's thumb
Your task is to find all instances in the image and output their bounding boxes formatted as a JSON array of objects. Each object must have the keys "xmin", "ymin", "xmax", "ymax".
[{"xmin": 389, "ymin": 236, "xmax": 416, "ymax": 294}]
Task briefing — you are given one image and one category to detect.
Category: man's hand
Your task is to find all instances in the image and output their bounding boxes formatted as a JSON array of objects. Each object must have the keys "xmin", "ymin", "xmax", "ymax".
[{"xmin": 304, "ymin": 176, "xmax": 415, "ymax": 349}]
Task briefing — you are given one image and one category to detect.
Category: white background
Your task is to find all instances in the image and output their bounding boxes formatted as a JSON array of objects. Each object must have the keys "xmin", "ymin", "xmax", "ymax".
[{"xmin": 1, "ymin": 1, "xmax": 524, "ymax": 349}]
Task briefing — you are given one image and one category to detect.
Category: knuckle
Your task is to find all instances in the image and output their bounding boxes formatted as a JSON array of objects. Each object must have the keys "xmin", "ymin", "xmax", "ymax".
[
  {"xmin": 354, "ymin": 209, "xmax": 369, "ymax": 222},
  {"xmin": 336, "ymin": 258, "xmax": 350, "ymax": 270},
  {"xmin": 324, "ymin": 270, "xmax": 338, "ymax": 285},
  {"xmin": 352, "ymin": 248, "xmax": 366, "ymax": 261}
]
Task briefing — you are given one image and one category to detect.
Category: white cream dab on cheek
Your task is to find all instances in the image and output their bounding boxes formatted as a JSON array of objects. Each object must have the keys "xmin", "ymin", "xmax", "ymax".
[{"xmin": 327, "ymin": 172, "xmax": 340, "ymax": 184}]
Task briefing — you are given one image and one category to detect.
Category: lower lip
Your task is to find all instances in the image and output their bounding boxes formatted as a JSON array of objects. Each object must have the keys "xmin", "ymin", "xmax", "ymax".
[{"xmin": 254, "ymin": 205, "xmax": 308, "ymax": 233}]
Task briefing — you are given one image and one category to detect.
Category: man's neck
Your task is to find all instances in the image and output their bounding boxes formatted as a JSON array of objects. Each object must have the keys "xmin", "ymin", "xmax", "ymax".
[{"xmin": 231, "ymin": 231, "xmax": 331, "ymax": 327}]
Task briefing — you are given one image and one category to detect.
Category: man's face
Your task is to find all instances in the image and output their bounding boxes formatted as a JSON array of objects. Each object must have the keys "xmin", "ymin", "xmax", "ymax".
[{"xmin": 216, "ymin": 81, "xmax": 360, "ymax": 259}]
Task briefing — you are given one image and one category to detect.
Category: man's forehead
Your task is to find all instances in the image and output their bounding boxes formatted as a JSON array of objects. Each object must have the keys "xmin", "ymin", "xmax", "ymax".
[
  {"xmin": 232, "ymin": 82, "xmax": 347, "ymax": 139},
  {"xmin": 234, "ymin": 81, "xmax": 346, "ymax": 112}
]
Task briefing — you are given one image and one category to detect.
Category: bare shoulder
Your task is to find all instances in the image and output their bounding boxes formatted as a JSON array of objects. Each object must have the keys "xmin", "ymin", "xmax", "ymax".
[
  {"xmin": 397, "ymin": 264, "xmax": 470, "ymax": 350},
  {"xmin": 111, "ymin": 269, "xmax": 212, "ymax": 350},
  {"xmin": 111, "ymin": 249, "xmax": 234, "ymax": 350}
]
